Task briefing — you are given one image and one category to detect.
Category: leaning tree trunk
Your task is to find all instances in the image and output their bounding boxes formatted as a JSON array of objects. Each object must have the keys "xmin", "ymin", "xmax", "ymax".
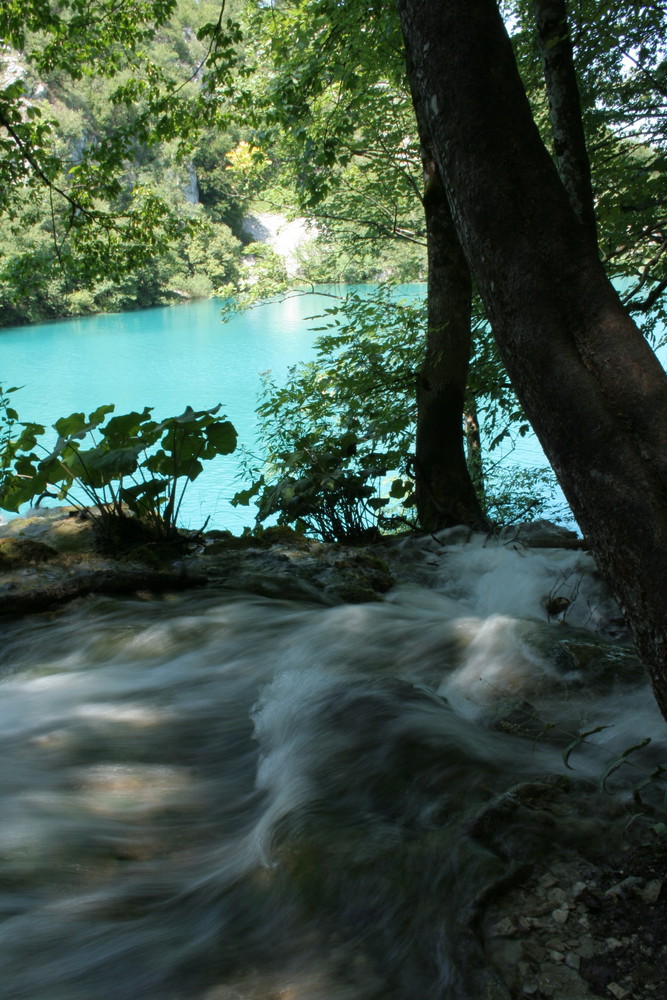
[
  {"xmin": 397, "ymin": 0, "xmax": 667, "ymax": 720},
  {"xmin": 533, "ymin": 0, "xmax": 598, "ymax": 247},
  {"xmin": 415, "ymin": 144, "xmax": 490, "ymax": 531}
]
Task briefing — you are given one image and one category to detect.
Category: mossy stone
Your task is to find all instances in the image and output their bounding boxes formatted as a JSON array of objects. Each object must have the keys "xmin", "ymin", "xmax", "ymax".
[{"xmin": 0, "ymin": 537, "xmax": 58, "ymax": 569}]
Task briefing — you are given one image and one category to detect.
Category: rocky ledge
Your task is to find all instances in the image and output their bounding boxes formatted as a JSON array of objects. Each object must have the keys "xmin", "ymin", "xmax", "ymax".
[{"xmin": 0, "ymin": 508, "xmax": 396, "ymax": 616}]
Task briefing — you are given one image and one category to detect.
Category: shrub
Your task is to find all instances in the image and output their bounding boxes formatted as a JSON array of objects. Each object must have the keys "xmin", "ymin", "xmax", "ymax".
[{"xmin": 0, "ymin": 402, "xmax": 237, "ymax": 547}]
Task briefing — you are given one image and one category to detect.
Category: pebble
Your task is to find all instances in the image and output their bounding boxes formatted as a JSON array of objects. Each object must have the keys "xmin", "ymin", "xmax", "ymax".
[
  {"xmin": 605, "ymin": 876, "xmax": 641, "ymax": 898},
  {"xmin": 576, "ymin": 936, "xmax": 596, "ymax": 957},
  {"xmin": 482, "ymin": 850, "xmax": 662, "ymax": 1000},
  {"xmin": 538, "ymin": 874, "xmax": 558, "ymax": 889},
  {"xmin": 637, "ymin": 878, "xmax": 663, "ymax": 904},
  {"xmin": 492, "ymin": 917, "xmax": 515, "ymax": 937}
]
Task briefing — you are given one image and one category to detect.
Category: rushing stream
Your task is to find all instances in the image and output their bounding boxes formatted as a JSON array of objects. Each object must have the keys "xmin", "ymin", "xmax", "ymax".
[{"xmin": 0, "ymin": 529, "xmax": 665, "ymax": 1000}]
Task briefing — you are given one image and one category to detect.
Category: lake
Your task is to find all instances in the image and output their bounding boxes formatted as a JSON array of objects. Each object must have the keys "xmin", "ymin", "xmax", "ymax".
[
  {"xmin": 1, "ymin": 287, "xmax": 571, "ymax": 531},
  {"xmin": 0, "ymin": 292, "xmax": 341, "ymax": 530}
]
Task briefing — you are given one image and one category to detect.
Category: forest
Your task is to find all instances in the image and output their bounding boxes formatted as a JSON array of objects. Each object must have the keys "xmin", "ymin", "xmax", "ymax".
[{"xmin": 0, "ymin": 0, "xmax": 428, "ymax": 327}]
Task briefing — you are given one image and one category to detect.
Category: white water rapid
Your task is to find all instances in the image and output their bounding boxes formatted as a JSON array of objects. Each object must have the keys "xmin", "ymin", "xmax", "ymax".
[{"xmin": 0, "ymin": 528, "xmax": 664, "ymax": 1000}]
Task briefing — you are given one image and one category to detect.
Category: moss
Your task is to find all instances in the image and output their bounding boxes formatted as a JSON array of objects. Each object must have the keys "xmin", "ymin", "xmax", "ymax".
[
  {"xmin": 0, "ymin": 537, "xmax": 58, "ymax": 569},
  {"xmin": 333, "ymin": 550, "xmax": 395, "ymax": 601},
  {"xmin": 204, "ymin": 524, "xmax": 315, "ymax": 552}
]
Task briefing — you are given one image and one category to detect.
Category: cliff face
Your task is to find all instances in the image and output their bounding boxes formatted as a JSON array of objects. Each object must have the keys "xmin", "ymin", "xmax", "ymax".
[
  {"xmin": 0, "ymin": 46, "xmax": 24, "ymax": 88},
  {"xmin": 242, "ymin": 212, "xmax": 315, "ymax": 277}
]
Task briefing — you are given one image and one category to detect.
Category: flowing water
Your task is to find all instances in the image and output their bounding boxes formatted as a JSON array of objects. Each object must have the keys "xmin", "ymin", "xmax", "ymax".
[{"xmin": 1, "ymin": 529, "xmax": 664, "ymax": 1000}]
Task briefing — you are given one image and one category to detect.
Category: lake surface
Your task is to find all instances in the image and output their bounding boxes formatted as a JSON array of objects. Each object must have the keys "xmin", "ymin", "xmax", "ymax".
[
  {"xmin": 0, "ymin": 287, "xmax": 599, "ymax": 531},
  {"xmin": 0, "ymin": 292, "xmax": 348, "ymax": 530}
]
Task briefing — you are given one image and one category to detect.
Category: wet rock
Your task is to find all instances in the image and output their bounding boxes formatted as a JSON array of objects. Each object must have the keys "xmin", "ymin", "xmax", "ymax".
[
  {"xmin": 499, "ymin": 520, "xmax": 585, "ymax": 550},
  {"xmin": 537, "ymin": 961, "xmax": 594, "ymax": 998},
  {"xmin": 539, "ymin": 874, "xmax": 558, "ymax": 890},
  {"xmin": 0, "ymin": 506, "xmax": 96, "ymax": 553},
  {"xmin": 637, "ymin": 878, "xmax": 663, "ymax": 904},
  {"xmin": 0, "ymin": 537, "xmax": 57, "ymax": 568},
  {"xmin": 545, "ymin": 595, "xmax": 570, "ymax": 618},
  {"xmin": 0, "ymin": 509, "xmax": 396, "ymax": 617},
  {"xmin": 491, "ymin": 917, "xmax": 516, "ymax": 937},
  {"xmin": 483, "ymin": 837, "xmax": 667, "ymax": 1000},
  {"xmin": 604, "ymin": 875, "xmax": 642, "ymax": 898}
]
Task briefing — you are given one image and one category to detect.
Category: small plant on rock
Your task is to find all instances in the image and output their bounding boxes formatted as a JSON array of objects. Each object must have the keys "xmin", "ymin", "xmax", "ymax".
[
  {"xmin": 0, "ymin": 403, "xmax": 237, "ymax": 549},
  {"xmin": 234, "ymin": 430, "xmax": 402, "ymax": 543},
  {"xmin": 0, "ymin": 384, "xmax": 21, "ymax": 494}
]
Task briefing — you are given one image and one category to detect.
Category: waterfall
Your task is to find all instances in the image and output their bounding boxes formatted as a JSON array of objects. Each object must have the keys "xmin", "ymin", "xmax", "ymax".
[
  {"xmin": 0, "ymin": 530, "xmax": 663, "ymax": 999},
  {"xmin": 183, "ymin": 164, "xmax": 199, "ymax": 205}
]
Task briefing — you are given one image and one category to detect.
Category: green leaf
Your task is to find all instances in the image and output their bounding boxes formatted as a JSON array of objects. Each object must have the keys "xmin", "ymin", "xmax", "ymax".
[
  {"xmin": 102, "ymin": 408, "xmax": 155, "ymax": 447},
  {"xmin": 389, "ymin": 478, "xmax": 408, "ymax": 498},
  {"xmin": 205, "ymin": 420, "xmax": 237, "ymax": 454},
  {"xmin": 14, "ymin": 423, "xmax": 45, "ymax": 451},
  {"xmin": 120, "ymin": 479, "xmax": 167, "ymax": 514},
  {"xmin": 142, "ymin": 449, "xmax": 170, "ymax": 476},
  {"xmin": 562, "ymin": 725, "xmax": 611, "ymax": 770},
  {"xmin": 599, "ymin": 738, "xmax": 652, "ymax": 792},
  {"xmin": 67, "ymin": 445, "xmax": 141, "ymax": 485},
  {"xmin": 53, "ymin": 412, "xmax": 87, "ymax": 437},
  {"xmin": 232, "ymin": 478, "xmax": 264, "ymax": 507},
  {"xmin": 87, "ymin": 404, "xmax": 116, "ymax": 426},
  {"xmin": 367, "ymin": 496, "xmax": 390, "ymax": 509}
]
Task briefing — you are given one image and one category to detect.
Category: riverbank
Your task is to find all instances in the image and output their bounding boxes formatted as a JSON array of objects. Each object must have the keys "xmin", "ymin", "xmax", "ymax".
[{"xmin": 0, "ymin": 507, "xmax": 396, "ymax": 614}]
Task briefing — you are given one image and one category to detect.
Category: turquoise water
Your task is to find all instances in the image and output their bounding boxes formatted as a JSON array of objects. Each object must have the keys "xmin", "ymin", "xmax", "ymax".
[
  {"xmin": 2, "ymin": 288, "xmax": 437, "ymax": 531},
  {"xmin": 5, "ymin": 287, "xmax": 657, "ymax": 533},
  {"xmin": 0, "ymin": 294, "xmax": 335, "ymax": 530}
]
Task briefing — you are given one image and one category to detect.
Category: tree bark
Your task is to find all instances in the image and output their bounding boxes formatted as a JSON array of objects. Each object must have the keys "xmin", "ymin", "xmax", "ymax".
[
  {"xmin": 397, "ymin": 0, "xmax": 667, "ymax": 719},
  {"xmin": 415, "ymin": 145, "xmax": 490, "ymax": 531},
  {"xmin": 533, "ymin": 0, "xmax": 598, "ymax": 247},
  {"xmin": 464, "ymin": 402, "xmax": 484, "ymax": 497}
]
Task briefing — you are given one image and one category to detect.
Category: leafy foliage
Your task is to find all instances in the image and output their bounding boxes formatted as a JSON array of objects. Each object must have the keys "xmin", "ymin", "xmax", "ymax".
[
  {"xmin": 0, "ymin": 402, "xmax": 237, "ymax": 545},
  {"xmin": 230, "ymin": 286, "xmax": 565, "ymax": 539},
  {"xmin": 505, "ymin": 0, "xmax": 667, "ymax": 335},
  {"xmin": 0, "ymin": 0, "xmax": 254, "ymax": 324},
  {"xmin": 481, "ymin": 462, "xmax": 570, "ymax": 527},
  {"xmin": 0, "ymin": 383, "xmax": 21, "ymax": 498},
  {"xmin": 236, "ymin": 431, "xmax": 393, "ymax": 544},
  {"xmin": 225, "ymin": 0, "xmax": 426, "ymax": 300},
  {"xmin": 233, "ymin": 288, "xmax": 422, "ymax": 541}
]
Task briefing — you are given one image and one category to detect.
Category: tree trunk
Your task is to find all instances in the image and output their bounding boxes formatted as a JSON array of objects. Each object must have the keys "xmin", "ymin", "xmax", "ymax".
[
  {"xmin": 415, "ymin": 146, "xmax": 490, "ymax": 530},
  {"xmin": 397, "ymin": 0, "xmax": 667, "ymax": 719},
  {"xmin": 464, "ymin": 402, "xmax": 484, "ymax": 497},
  {"xmin": 533, "ymin": 0, "xmax": 598, "ymax": 247}
]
